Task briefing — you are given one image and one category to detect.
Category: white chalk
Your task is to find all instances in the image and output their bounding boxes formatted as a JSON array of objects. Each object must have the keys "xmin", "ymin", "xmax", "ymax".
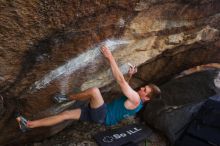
[
  {"xmin": 128, "ymin": 62, "xmax": 134, "ymax": 68},
  {"xmin": 30, "ymin": 38, "xmax": 132, "ymax": 91}
]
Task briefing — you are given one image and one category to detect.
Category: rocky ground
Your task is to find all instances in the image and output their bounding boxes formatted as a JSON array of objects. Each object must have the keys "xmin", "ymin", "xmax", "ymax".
[{"xmin": 27, "ymin": 118, "xmax": 167, "ymax": 146}]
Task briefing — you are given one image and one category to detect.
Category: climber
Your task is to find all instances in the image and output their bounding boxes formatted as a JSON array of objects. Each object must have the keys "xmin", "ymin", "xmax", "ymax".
[{"xmin": 16, "ymin": 45, "xmax": 161, "ymax": 132}]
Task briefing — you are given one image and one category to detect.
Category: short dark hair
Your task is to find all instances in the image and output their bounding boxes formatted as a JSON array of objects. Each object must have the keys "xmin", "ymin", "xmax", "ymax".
[{"xmin": 147, "ymin": 84, "xmax": 161, "ymax": 99}]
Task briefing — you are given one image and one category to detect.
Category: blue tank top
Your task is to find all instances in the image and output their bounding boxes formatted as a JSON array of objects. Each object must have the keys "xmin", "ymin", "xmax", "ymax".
[{"xmin": 105, "ymin": 96, "xmax": 143, "ymax": 126}]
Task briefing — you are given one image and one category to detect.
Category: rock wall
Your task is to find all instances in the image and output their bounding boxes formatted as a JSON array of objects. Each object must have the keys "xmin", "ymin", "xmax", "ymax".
[{"xmin": 0, "ymin": 0, "xmax": 220, "ymax": 145}]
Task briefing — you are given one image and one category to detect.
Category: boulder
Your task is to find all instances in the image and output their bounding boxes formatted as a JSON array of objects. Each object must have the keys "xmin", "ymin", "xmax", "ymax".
[{"xmin": 141, "ymin": 70, "xmax": 219, "ymax": 143}]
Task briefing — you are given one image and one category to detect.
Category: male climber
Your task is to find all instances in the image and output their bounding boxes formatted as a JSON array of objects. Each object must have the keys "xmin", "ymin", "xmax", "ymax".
[{"xmin": 16, "ymin": 46, "xmax": 161, "ymax": 132}]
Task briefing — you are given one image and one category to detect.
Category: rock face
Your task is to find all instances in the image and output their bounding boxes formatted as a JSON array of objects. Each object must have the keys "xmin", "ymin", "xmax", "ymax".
[{"xmin": 0, "ymin": 0, "xmax": 220, "ymax": 145}]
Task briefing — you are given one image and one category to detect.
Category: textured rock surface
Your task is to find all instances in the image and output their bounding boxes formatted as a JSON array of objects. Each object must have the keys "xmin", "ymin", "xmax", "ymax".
[{"xmin": 0, "ymin": 0, "xmax": 220, "ymax": 145}]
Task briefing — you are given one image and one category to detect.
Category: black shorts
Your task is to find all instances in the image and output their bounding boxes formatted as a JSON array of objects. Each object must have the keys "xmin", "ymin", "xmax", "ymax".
[{"xmin": 79, "ymin": 103, "xmax": 107, "ymax": 124}]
